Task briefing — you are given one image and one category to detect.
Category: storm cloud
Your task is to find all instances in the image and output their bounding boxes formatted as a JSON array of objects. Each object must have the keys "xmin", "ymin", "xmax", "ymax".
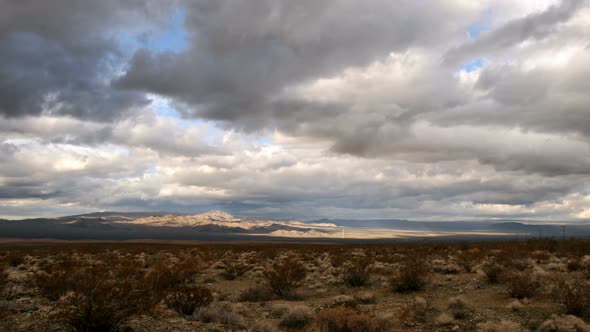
[{"xmin": 1, "ymin": 0, "xmax": 590, "ymax": 221}]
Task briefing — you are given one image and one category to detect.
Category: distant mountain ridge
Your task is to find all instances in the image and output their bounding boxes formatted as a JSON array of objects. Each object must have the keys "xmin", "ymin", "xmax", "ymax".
[{"xmin": 1, "ymin": 210, "xmax": 589, "ymax": 241}]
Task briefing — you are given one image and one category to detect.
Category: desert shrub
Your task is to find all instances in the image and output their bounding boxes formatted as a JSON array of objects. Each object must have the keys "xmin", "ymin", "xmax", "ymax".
[
  {"xmin": 343, "ymin": 256, "xmax": 372, "ymax": 287},
  {"xmin": 566, "ymin": 258, "xmax": 582, "ymax": 272},
  {"xmin": 56, "ymin": 267, "xmax": 153, "ymax": 332},
  {"xmin": 478, "ymin": 320, "xmax": 523, "ymax": 332},
  {"xmin": 238, "ymin": 286, "xmax": 277, "ymax": 302},
  {"xmin": 316, "ymin": 306, "xmax": 386, "ymax": 332},
  {"xmin": 196, "ymin": 304, "xmax": 245, "ymax": 329},
  {"xmin": 538, "ymin": 314, "xmax": 590, "ymax": 331},
  {"xmin": 279, "ymin": 305, "xmax": 313, "ymax": 330},
  {"xmin": 506, "ymin": 272, "xmax": 539, "ymax": 299},
  {"xmin": 6, "ymin": 254, "xmax": 24, "ymax": 267},
  {"xmin": 251, "ymin": 321, "xmax": 279, "ymax": 332},
  {"xmin": 141, "ymin": 258, "xmax": 201, "ymax": 304},
  {"xmin": 448, "ymin": 296, "xmax": 471, "ymax": 319},
  {"xmin": 399, "ymin": 296, "xmax": 431, "ymax": 326},
  {"xmin": 330, "ymin": 251, "xmax": 347, "ymax": 268},
  {"xmin": 456, "ymin": 249, "xmax": 480, "ymax": 273},
  {"xmin": 431, "ymin": 259, "xmax": 461, "ymax": 274},
  {"xmin": 221, "ymin": 261, "xmax": 248, "ymax": 280},
  {"xmin": 263, "ymin": 257, "xmax": 307, "ymax": 298},
  {"xmin": 482, "ymin": 261, "xmax": 504, "ymax": 284},
  {"xmin": 32, "ymin": 265, "xmax": 78, "ymax": 301},
  {"xmin": 0, "ymin": 268, "xmax": 7, "ymax": 290},
  {"xmin": 165, "ymin": 285, "xmax": 213, "ymax": 316},
  {"xmin": 553, "ymin": 277, "xmax": 590, "ymax": 318},
  {"xmin": 390, "ymin": 259, "xmax": 430, "ymax": 292}
]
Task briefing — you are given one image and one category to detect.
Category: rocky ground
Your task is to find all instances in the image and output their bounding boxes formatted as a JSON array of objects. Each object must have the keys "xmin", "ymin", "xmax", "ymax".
[{"xmin": 1, "ymin": 240, "xmax": 590, "ymax": 331}]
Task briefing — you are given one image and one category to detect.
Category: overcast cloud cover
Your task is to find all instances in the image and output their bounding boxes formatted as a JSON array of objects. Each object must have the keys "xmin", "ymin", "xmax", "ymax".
[{"xmin": 1, "ymin": 0, "xmax": 590, "ymax": 221}]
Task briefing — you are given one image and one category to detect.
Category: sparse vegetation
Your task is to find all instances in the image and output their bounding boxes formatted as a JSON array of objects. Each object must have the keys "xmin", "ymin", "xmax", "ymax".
[{"xmin": 1, "ymin": 240, "xmax": 590, "ymax": 331}]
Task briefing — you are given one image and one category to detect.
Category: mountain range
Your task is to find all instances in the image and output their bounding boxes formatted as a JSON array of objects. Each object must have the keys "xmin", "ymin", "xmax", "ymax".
[{"xmin": 1, "ymin": 210, "xmax": 589, "ymax": 242}]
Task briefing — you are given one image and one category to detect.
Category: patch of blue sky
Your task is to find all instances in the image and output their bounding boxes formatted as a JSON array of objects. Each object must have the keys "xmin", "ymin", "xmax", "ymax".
[
  {"xmin": 117, "ymin": 7, "xmax": 187, "ymax": 55},
  {"xmin": 256, "ymin": 136, "xmax": 273, "ymax": 145},
  {"xmin": 145, "ymin": 164, "xmax": 158, "ymax": 175},
  {"xmin": 460, "ymin": 58, "xmax": 485, "ymax": 72},
  {"xmin": 467, "ymin": 9, "xmax": 492, "ymax": 39},
  {"xmin": 145, "ymin": 8, "xmax": 188, "ymax": 53}
]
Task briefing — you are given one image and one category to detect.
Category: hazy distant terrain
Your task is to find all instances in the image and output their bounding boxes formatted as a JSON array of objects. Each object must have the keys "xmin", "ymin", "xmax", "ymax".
[{"xmin": 1, "ymin": 210, "xmax": 589, "ymax": 242}]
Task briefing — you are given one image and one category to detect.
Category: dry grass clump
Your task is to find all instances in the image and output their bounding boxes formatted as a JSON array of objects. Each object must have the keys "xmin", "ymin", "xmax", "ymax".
[
  {"xmin": 553, "ymin": 277, "xmax": 590, "ymax": 318},
  {"xmin": 279, "ymin": 305, "xmax": 313, "ymax": 330},
  {"xmin": 431, "ymin": 259, "xmax": 461, "ymax": 274},
  {"xmin": 478, "ymin": 320, "xmax": 524, "ymax": 332},
  {"xmin": 165, "ymin": 285, "xmax": 213, "ymax": 316},
  {"xmin": 263, "ymin": 257, "xmax": 307, "ymax": 298},
  {"xmin": 343, "ymin": 255, "xmax": 372, "ymax": 287},
  {"xmin": 505, "ymin": 272, "xmax": 540, "ymax": 299},
  {"xmin": 448, "ymin": 296, "xmax": 472, "ymax": 319},
  {"xmin": 435, "ymin": 313, "xmax": 454, "ymax": 326},
  {"xmin": 238, "ymin": 286, "xmax": 278, "ymax": 302},
  {"xmin": 390, "ymin": 259, "xmax": 430, "ymax": 292},
  {"xmin": 537, "ymin": 314, "xmax": 590, "ymax": 331},
  {"xmin": 195, "ymin": 304, "xmax": 245, "ymax": 329},
  {"xmin": 566, "ymin": 258, "xmax": 582, "ymax": 272},
  {"xmin": 250, "ymin": 321, "xmax": 279, "ymax": 332},
  {"xmin": 316, "ymin": 306, "xmax": 387, "ymax": 332}
]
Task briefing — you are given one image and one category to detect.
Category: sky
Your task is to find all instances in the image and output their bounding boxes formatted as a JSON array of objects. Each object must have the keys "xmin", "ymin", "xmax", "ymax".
[{"xmin": 1, "ymin": 0, "xmax": 590, "ymax": 221}]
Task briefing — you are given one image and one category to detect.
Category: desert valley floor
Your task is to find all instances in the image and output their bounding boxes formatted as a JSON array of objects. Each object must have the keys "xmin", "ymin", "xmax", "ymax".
[{"xmin": 1, "ymin": 239, "xmax": 590, "ymax": 331}]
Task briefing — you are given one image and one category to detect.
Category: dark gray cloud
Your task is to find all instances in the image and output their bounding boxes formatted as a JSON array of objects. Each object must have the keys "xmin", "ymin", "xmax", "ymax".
[
  {"xmin": 116, "ymin": 0, "xmax": 473, "ymax": 128},
  {"xmin": 0, "ymin": 0, "xmax": 175, "ymax": 120}
]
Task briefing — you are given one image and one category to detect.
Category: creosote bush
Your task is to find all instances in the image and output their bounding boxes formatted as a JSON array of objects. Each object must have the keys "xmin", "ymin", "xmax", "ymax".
[
  {"xmin": 0, "ymin": 267, "xmax": 7, "ymax": 290},
  {"xmin": 7, "ymin": 254, "xmax": 25, "ymax": 267},
  {"xmin": 553, "ymin": 277, "xmax": 590, "ymax": 318},
  {"xmin": 343, "ymin": 255, "xmax": 372, "ymax": 287},
  {"xmin": 506, "ymin": 272, "xmax": 539, "ymax": 299},
  {"xmin": 238, "ymin": 286, "xmax": 278, "ymax": 302},
  {"xmin": 263, "ymin": 257, "xmax": 307, "ymax": 298},
  {"xmin": 448, "ymin": 296, "xmax": 472, "ymax": 319},
  {"xmin": 165, "ymin": 285, "xmax": 213, "ymax": 316},
  {"xmin": 56, "ymin": 266, "xmax": 154, "ymax": 332},
  {"xmin": 482, "ymin": 261, "xmax": 504, "ymax": 284},
  {"xmin": 391, "ymin": 259, "xmax": 430, "ymax": 292},
  {"xmin": 400, "ymin": 296, "xmax": 431, "ymax": 326},
  {"xmin": 221, "ymin": 261, "xmax": 248, "ymax": 280}
]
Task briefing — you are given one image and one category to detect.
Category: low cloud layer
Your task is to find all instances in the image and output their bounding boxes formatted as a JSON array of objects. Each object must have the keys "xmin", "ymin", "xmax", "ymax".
[{"xmin": 1, "ymin": 0, "xmax": 590, "ymax": 221}]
